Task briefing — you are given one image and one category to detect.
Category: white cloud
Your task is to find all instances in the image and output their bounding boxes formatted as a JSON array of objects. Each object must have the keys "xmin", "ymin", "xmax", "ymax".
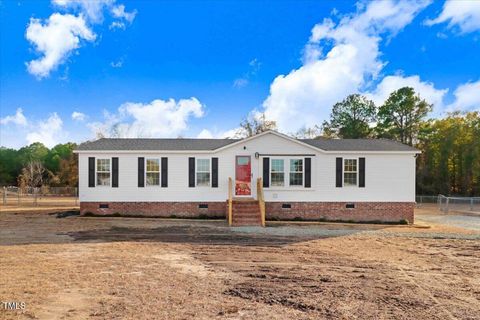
[
  {"xmin": 232, "ymin": 58, "xmax": 261, "ymax": 88},
  {"xmin": 52, "ymin": 0, "xmax": 113, "ymax": 23},
  {"xmin": 53, "ymin": 0, "xmax": 136, "ymax": 24},
  {"xmin": 197, "ymin": 129, "xmax": 214, "ymax": 139},
  {"xmin": 196, "ymin": 128, "xmax": 241, "ymax": 139},
  {"xmin": 89, "ymin": 98, "xmax": 205, "ymax": 138},
  {"xmin": 111, "ymin": 4, "xmax": 137, "ymax": 23},
  {"xmin": 263, "ymin": 0, "xmax": 431, "ymax": 132},
  {"xmin": 448, "ymin": 80, "xmax": 480, "ymax": 112},
  {"xmin": 365, "ymin": 75, "xmax": 448, "ymax": 112},
  {"xmin": 71, "ymin": 111, "xmax": 86, "ymax": 121},
  {"xmin": 109, "ymin": 21, "xmax": 125, "ymax": 30},
  {"xmin": 425, "ymin": 0, "xmax": 480, "ymax": 33},
  {"xmin": 26, "ymin": 0, "xmax": 136, "ymax": 79},
  {"xmin": 0, "ymin": 108, "xmax": 28, "ymax": 126},
  {"xmin": 110, "ymin": 59, "xmax": 123, "ymax": 68},
  {"xmin": 25, "ymin": 13, "xmax": 96, "ymax": 79},
  {"xmin": 233, "ymin": 78, "xmax": 248, "ymax": 88},
  {"xmin": 26, "ymin": 113, "xmax": 64, "ymax": 147}
]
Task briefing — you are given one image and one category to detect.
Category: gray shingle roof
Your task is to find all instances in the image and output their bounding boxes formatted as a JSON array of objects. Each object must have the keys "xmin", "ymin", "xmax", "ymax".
[
  {"xmin": 76, "ymin": 138, "xmax": 239, "ymax": 151},
  {"xmin": 300, "ymin": 138, "xmax": 419, "ymax": 152},
  {"xmin": 76, "ymin": 136, "xmax": 419, "ymax": 152}
]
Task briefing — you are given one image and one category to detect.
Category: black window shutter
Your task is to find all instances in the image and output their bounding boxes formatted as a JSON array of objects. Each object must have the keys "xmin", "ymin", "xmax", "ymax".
[
  {"xmin": 161, "ymin": 157, "xmax": 168, "ymax": 187},
  {"xmin": 88, "ymin": 157, "xmax": 95, "ymax": 188},
  {"xmin": 305, "ymin": 157, "xmax": 311, "ymax": 188},
  {"xmin": 263, "ymin": 157, "xmax": 270, "ymax": 188},
  {"xmin": 112, "ymin": 157, "xmax": 119, "ymax": 188},
  {"xmin": 359, "ymin": 157, "xmax": 365, "ymax": 188},
  {"xmin": 336, "ymin": 157, "xmax": 343, "ymax": 188},
  {"xmin": 138, "ymin": 157, "xmax": 145, "ymax": 188},
  {"xmin": 188, "ymin": 157, "xmax": 195, "ymax": 187},
  {"xmin": 212, "ymin": 157, "xmax": 218, "ymax": 188}
]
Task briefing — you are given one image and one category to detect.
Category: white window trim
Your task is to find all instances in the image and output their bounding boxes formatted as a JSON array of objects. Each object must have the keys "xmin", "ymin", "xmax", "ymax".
[
  {"xmin": 270, "ymin": 158, "xmax": 285, "ymax": 187},
  {"xmin": 266, "ymin": 157, "xmax": 311, "ymax": 190},
  {"xmin": 145, "ymin": 158, "xmax": 161, "ymax": 187},
  {"xmin": 196, "ymin": 158, "xmax": 211, "ymax": 187},
  {"xmin": 96, "ymin": 158, "xmax": 111, "ymax": 187},
  {"xmin": 288, "ymin": 158, "xmax": 304, "ymax": 187},
  {"xmin": 343, "ymin": 158, "xmax": 358, "ymax": 187}
]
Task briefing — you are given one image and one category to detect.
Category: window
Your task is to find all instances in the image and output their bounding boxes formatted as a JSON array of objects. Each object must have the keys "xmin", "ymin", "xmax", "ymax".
[
  {"xmin": 196, "ymin": 159, "xmax": 210, "ymax": 186},
  {"xmin": 344, "ymin": 159, "xmax": 357, "ymax": 186},
  {"xmin": 271, "ymin": 159, "xmax": 285, "ymax": 186},
  {"xmin": 289, "ymin": 159, "xmax": 303, "ymax": 186},
  {"xmin": 96, "ymin": 158, "xmax": 110, "ymax": 186},
  {"xmin": 146, "ymin": 159, "xmax": 160, "ymax": 186}
]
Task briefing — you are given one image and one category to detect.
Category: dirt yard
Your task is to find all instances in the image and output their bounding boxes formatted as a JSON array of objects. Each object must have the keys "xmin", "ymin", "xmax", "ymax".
[{"xmin": 1, "ymin": 208, "xmax": 479, "ymax": 319}]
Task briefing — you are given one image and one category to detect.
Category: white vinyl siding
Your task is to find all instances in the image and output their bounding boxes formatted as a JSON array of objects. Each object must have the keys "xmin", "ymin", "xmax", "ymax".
[{"xmin": 78, "ymin": 131, "xmax": 416, "ymax": 203}]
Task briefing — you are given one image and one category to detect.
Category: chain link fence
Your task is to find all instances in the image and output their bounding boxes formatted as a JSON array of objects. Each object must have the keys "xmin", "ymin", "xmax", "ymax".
[
  {"xmin": 414, "ymin": 195, "xmax": 480, "ymax": 215},
  {"xmin": 1, "ymin": 186, "xmax": 78, "ymax": 209},
  {"xmin": 415, "ymin": 195, "xmax": 440, "ymax": 206},
  {"xmin": 437, "ymin": 194, "xmax": 480, "ymax": 214}
]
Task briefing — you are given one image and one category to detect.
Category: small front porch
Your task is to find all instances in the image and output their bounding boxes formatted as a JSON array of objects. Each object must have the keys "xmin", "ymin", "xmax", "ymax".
[{"xmin": 227, "ymin": 177, "xmax": 266, "ymax": 227}]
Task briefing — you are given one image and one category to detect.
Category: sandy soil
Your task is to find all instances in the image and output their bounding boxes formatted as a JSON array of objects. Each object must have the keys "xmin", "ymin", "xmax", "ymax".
[{"xmin": 0, "ymin": 210, "xmax": 479, "ymax": 319}]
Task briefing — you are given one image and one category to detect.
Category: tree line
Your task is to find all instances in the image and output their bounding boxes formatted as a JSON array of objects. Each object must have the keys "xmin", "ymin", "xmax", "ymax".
[
  {"xmin": 239, "ymin": 87, "xmax": 480, "ymax": 196},
  {"xmin": 0, "ymin": 142, "xmax": 78, "ymax": 189},
  {"xmin": 1, "ymin": 86, "xmax": 478, "ymax": 196}
]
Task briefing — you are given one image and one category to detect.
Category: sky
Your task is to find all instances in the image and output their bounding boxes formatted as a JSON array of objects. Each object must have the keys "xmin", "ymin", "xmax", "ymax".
[{"xmin": 0, "ymin": 0, "xmax": 479, "ymax": 149}]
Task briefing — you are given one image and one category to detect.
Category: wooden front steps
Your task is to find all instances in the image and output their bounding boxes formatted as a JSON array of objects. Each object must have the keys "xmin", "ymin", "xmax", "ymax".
[{"xmin": 231, "ymin": 199, "xmax": 262, "ymax": 226}]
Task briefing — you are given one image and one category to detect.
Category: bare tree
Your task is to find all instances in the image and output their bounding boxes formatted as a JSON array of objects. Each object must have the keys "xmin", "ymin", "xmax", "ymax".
[
  {"xmin": 235, "ymin": 113, "xmax": 277, "ymax": 138},
  {"xmin": 293, "ymin": 125, "xmax": 323, "ymax": 139},
  {"xmin": 17, "ymin": 161, "xmax": 47, "ymax": 191}
]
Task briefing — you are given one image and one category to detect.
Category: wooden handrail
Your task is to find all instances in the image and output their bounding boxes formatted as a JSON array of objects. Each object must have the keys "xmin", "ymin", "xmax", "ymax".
[
  {"xmin": 228, "ymin": 177, "xmax": 233, "ymax": 226},
  {"xmin": 257, "ymin": 177, "xmax": 266, "ymax": 227}
]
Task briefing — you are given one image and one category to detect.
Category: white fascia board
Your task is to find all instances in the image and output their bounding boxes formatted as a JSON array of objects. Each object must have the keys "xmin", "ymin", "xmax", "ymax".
[{"xmin": 213, "ymin": 130, "xmax": 326, "ymax": 153}]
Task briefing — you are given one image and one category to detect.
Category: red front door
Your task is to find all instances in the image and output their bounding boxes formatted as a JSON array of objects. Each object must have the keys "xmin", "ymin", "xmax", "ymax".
[{"xmin": 235, "ymin": 156, "xmax": 251, "ymax": 196}]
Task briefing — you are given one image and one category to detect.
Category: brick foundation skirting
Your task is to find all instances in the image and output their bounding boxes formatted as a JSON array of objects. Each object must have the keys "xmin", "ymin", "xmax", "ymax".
[
  {"xmin": 266, "ymin": 202, "xmax": 414, "ymax": 224},
  {"xmin": 80, "ymin": 201, "xmax": 414, "ymax": 223},
  {"xmin": 80, "ymin": 201, "xmax": 227, "ymax": 218}
]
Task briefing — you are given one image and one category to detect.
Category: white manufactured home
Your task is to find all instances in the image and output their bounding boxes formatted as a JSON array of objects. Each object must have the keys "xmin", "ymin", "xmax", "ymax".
[{"xmin": 75, "ymin": 130, "xmax": 419, "ymax": 225}]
